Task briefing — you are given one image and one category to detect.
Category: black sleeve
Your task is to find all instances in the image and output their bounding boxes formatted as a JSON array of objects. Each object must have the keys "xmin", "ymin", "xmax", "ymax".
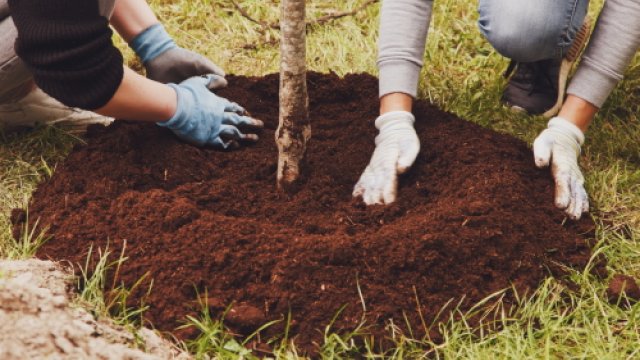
[{"xmin": 9, "ymin": 0, "xmax": 124, "ymax": 110}]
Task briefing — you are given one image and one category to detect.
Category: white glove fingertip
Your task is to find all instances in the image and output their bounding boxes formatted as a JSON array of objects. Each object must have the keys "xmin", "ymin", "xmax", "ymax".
[
  {"xmin": 369, "ymin": 175, "xmax": 388, "ymax": 205},
  {"xmin": 582, "ymin": 191, "xmax": 590, "ymax": 214},
  {"xmin": 353, "ymin": 168, "xmax": 372, "ymax": 199},
  {"xmin": 363, "ymin": 190, "xmax": 379, "ymax": 206},
  {"xmin": 554, "ymin": 175, "xmax": 571, "ymax": 210},
  {"xmin": 382, "ymin": 176, "xmax": 398, "ymax": 205},
  {"xmin": 396, "ymin": 143, "xmax": 419, "ymax": 174},
  {"xmin": 566, "ymin": 195, "xmax": 580, "ymax": 221},
  {"xmin": 574, "ymin": 184, "xmax": 589, "ymax": 219},
  {"xmin": 573, "ymin": 180, "xmax": 586, "ymax": 220},
  {"xmin": 566, "ymin": 208, "xmax": 580, "ymax": 221},
  {"xmin": 352, "ymin": 184, "xmax": 364, "ymax": 198},
  {"xmin": 569, "ymin": 200, "xmax": 583, "ymax": 220},
  {"xmin": 533, "ymin": 134, "xmax": 552, "ymax": 168}
]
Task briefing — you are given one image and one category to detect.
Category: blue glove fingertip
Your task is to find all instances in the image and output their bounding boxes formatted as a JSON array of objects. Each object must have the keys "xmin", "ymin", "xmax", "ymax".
[
  {"xmin": 206, "ymin": 74, "xmax": 228, "ymax": 90},
  {"xmin": 227, "ymin": 102, "xmax": 245, "ymax": 114}
]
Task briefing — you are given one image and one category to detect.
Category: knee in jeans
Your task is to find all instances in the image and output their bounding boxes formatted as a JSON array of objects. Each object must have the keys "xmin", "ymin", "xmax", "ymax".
[{"xmin": 479, "ymin": 13, "xmax": 561, "ymax": 62}]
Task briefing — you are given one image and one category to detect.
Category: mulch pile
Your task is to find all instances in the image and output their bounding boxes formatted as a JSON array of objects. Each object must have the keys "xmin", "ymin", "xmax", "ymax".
[{"xmin": 13, "ymin": 73, "xmax": 595, "ymax": 352}]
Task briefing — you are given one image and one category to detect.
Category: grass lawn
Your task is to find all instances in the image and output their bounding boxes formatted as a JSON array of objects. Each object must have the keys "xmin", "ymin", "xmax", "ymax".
[{"xmin": 1, "ymin": 0, "xmax": 640, "ymax": 358}]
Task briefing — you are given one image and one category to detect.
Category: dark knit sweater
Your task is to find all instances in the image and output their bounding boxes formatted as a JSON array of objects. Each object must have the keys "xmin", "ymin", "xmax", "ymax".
[{"xmin": 8, "ymin": 0, "xmax": 123, "ymax": 110}]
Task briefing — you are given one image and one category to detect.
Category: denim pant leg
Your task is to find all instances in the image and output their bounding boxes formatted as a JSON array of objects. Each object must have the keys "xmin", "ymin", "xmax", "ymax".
[
  {"xmin": 0, "ymin": 17, "xmax": 32, "ymax": 103},
  {"xmin": 478, "ymin": 0, "xmax": 589, "ymax": 62}
]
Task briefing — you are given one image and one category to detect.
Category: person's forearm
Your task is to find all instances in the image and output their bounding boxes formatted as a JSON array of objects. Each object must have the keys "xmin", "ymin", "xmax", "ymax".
[
  {"xmin": 380, "ymin": 93, "xmax": 413, "ymax": 114},
  {"xmin": 558, "ymin": 95, "xmax": 597, "ymax": 132},
  {"xmin": 377, "ymin": 0, "xmax": 433, "ymax": 99},
  {"xmin": 567, "ymin": 0, "xmax": 640, "ymax": 108},
  {"xmin": 96, "ymin": 67, "xmax": 176, "ymax": 122},
  {"xmin": 110, "ymin": 0, "xmax": 159, "ymax": 42}
]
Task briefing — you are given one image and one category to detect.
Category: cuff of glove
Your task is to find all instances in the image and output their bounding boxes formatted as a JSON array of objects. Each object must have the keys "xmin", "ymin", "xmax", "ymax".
[
  {"xmin": 157, "ymin": 84, "xmax": 189, "ymax": 129},
  {"xmin": 548, "ymin": 117, "xmax": 585, "ymax": 146},
  {"xmin": 130, "ymin": 24, "xmax": 178, "ymax": 64},
  {"xmin": 375, "ymin": 111, "xmax": 415, "ymax": 132}
]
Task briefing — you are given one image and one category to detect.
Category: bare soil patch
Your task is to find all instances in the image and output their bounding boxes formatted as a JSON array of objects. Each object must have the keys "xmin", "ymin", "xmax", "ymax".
[
  {"xmin": 0, "ymin": 259, "xmax": 189, "ymax": 360},
  {"xmin": 13, "ymin": 73, "xmax": 595, "ymax": 352}
]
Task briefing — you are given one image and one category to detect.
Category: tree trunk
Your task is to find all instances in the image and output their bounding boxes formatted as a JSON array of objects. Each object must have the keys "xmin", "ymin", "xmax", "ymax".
[{"xmin": 276, "ymin": 0, "xmax": 310, "ymax": 189}]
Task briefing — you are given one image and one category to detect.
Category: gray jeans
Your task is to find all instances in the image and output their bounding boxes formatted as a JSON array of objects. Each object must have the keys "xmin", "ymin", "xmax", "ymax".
[
  {"xmin": 0, "ymin": 16, "xmax": 30, "ymax": 103},
  {"xmin": 0, "ymin": 0, "xmax": 116, "ymax": 103},
  {"xmin": 478, "ymin": 0, "xmax": 590, "ymax": 62}
]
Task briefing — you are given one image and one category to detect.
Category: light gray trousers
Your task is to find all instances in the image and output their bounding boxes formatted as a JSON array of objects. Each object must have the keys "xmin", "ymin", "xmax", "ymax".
[{"xmin": 0, "ymin": 0, "xmax": 116, "ymax": 103}]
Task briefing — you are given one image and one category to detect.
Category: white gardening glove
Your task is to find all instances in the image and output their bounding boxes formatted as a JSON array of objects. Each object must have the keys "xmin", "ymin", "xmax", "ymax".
[
  {"xmin": 533, "ymin": 116, "xmax": 588, "ymax": 220},
  {"xmin": 353, "ymin": 111, "xmax": 420, "ymax": 204}
]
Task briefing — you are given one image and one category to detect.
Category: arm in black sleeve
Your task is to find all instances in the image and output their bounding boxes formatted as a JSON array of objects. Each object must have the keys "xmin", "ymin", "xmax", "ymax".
[{"xmin": 9, "ymin": 0, "xmax": 124, "ymax": 109}]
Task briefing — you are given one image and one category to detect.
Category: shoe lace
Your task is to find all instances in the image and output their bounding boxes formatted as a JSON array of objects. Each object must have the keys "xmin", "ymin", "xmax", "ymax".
[
  {"xmin": 503, "ymin": 60, "xmax": 518, "ymax": 78},
  {"xmin": 503, "ymin": 60, "xmax": 557, "ymax": 95}
]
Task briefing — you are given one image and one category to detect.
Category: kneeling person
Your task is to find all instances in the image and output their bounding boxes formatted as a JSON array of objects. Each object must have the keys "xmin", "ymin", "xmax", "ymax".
[{"xmin": 2, "ymin": 0, "xmax": 262, "ymax": 148}]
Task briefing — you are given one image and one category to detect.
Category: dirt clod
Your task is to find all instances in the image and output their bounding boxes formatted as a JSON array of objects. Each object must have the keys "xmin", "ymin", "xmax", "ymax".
[
  {"xmin": 226, "ymin": 303, "xmax": 266, "ymax": 330},
  {"xmin": 607, "ymin": 274, "xmax": 640, "ymax": 303},
  {"xmin": 15, "ymin": 73, "xmax": 595, "ymax": 353}
]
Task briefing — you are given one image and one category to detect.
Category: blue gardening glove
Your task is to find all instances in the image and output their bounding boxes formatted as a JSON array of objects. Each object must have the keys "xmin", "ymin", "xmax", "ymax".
[
  {"xmin": 160, "ymin": 74, "xmax": 263, "ymax": 149},
  {"xmin": 131, "ymin": 24, "xmax": 227, "ymax": 87}
]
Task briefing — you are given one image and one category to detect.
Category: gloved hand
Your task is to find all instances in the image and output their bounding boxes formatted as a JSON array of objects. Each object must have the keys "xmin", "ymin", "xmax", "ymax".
[
  {"xmin": 353, "ymin": 111, "xmax": 420, "ymax": 204},
  {"xmin": 533, "ymin": 116, "xmax": 588, "ymax": 220},
  {"xmin": 131, "ymin": 23, "xmax": 227, "ymax": 86},
  {"xmin": 160, "ymin": 74, "xmax": 263, "ymax": 149}
]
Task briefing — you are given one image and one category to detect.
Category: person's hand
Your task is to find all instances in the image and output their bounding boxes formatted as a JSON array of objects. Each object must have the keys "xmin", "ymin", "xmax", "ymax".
[
  {"xmin": 533, "ymin": 116, "xmax": 588, "ymax": 220},
  {"xmin": 160, "ymin": 74, "xmax": 263, "ymax": 149},
  {"xmin": 353, "ymin": 111, "xmax": 420, "ymax": 204},
  {"xmin": 131, "ymin": 24, "xmax": 227, "ymax": 86}
]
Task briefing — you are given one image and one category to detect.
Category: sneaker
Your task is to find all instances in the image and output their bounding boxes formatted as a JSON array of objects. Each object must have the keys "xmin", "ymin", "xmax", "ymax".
[
  {"xmin": 501, "ymin": 59, "xmax": 561, "ymax": 117},
  {"xmin": 0, "ymin": 86, "xmax": 113, "ymax": 134},
  {"xmin": 502, "ymin": 17, "xmax": 591, "ymax": 118}
]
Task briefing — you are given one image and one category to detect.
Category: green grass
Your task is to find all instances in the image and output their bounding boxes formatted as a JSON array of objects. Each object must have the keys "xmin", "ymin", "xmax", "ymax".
[{"xmin": 1, "ymin": 0, "xmax": 640, "ymax": 358}]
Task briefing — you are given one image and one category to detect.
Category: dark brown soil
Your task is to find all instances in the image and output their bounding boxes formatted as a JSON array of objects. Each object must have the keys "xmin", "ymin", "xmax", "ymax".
[
  {"xmin": 607, "ymin": 274, "xmax": 640, "ymax": 304},
  {"xmin": 13, "ymin": 73, "xmax": 595, "ymax": 353}
]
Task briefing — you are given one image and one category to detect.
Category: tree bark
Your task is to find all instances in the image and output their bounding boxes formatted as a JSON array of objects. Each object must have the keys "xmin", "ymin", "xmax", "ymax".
[{"xmin": 276, "ymin": 0, "xmax": 310, "ymax": 189}]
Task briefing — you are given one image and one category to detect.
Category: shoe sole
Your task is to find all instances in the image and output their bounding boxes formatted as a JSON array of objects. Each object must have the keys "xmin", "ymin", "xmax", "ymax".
[
  {"xmin": 505, "ymin": 104, "xmax": 526, "ymax": 113},
  {"xmin": 541, "ymin": 17, "xmax": 592, "ymax": 119}
]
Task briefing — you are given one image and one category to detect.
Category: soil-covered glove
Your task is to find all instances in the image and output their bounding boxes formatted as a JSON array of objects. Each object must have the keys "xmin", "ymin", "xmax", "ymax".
[
  {"xmin": 131, "ymin": 24, "xmax": 227, "ymax": 86},
  {"xmin": 353, "ymin": 111, "xmax": 420, "ymax": 204},
  {"xmin": 533, "ymin": 116, "xmax": 588, "ymax": 220},
  {"xmin": 160, "ymin": 74, "xmax": 263, "ymax": 149}
]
